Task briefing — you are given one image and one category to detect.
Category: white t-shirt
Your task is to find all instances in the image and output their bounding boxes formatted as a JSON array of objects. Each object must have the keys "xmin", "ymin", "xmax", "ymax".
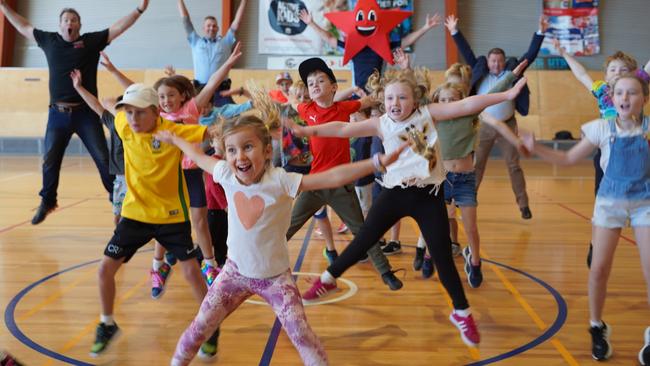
[
  {"xmin": 581, "ymin": 118, "xmax": 645, "ymax": 174},
  {"xmin": 212, "ymin": 161, "xmax": 302, "ymax": 278},
  {"xmin": 378, "ymin": 106, "xmax": 446, "ymax": 188}
]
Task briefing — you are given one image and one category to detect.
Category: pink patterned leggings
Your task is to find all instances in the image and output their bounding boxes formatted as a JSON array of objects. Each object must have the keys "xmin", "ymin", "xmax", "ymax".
[{"xmin": 171, "ymin": 260, "xmax": 328, "ymax": 365}]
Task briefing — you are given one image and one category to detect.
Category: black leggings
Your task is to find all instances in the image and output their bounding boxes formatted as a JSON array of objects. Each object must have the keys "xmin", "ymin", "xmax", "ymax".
[
  {"xmin": 327, "ymin": 184, "xmax": 469, "ymax": 310},
  {"xmin": 207, "ymin": 209, "xmax": 228, "ymax": 266}
]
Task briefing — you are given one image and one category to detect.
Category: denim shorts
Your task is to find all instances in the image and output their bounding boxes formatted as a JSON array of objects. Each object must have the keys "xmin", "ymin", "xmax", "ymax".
[
  {"xmin": 112, "ymin": 175, "xmax": 127, "ymax": 216},
  {"xmin": 592, "ymin": 197, "xmax": 650, "ymax": 228},
  {"xmin": 443, "ymin": 171, "xmax": 478, "ymax": 207}
]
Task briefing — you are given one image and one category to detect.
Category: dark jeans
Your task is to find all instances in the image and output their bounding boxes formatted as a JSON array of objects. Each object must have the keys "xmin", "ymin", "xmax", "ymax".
[
  {"xmin": 40, "ymin": 105, "xmax": 112, "ymax": 206},
  {"xmin": 195, "ymin": 78, "xmax": 235, "ymax": 107}
]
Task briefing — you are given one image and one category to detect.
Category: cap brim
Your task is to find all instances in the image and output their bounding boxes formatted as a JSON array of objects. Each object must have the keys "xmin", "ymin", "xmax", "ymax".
[{"xmin": 299, "ymin": 58, "xmax": 336, "ymax": 85}]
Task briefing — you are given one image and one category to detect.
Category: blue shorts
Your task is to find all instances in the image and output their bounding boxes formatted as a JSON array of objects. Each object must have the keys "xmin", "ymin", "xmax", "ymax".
[
  {"xmin": 183, "ymin": 168, "xmax": 207, "ymax": 208},
  {"xmin": 444, "ymin": 171, "xmax": 478, "ymax": 207}
]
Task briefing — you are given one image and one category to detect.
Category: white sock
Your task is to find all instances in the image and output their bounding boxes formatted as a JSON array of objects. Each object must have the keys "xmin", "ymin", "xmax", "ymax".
[
  {"xmin": 417, "ymin": 236, "xmax": 427, "ymax": 249},
  {"xmin": 100, "ymin": 314, "xmax": 114, "ymax": 325},
  {"xmin": 590, "ymin": 320, "xmax": 604, "ymax": 328},
  {"xmin": 454, "ymin": 308, "xmax": 471, "ymax": 317},
  {"xmin": 204, "ymin": 257, "xmax": 218, "ymax": 268},
  {"xmin": 320, "ymin": 271, "xmax": 336, "ymax": 285},
  {"xmin": 152, "ymin": 258, "xmax": 164, "ymax": 271}
]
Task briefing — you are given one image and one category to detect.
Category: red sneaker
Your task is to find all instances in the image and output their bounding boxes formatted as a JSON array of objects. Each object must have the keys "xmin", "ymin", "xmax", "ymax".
[
  {"xmin": 302, "ymin": 278, "xmax": 337, "ymax": 302},
  {"xmin": 449, "ymin": 312, "xmax": 480, "ymax": 346},
  {"xmin": 336, "ymin": 222, "xmax": 348, "ymax": 234}
]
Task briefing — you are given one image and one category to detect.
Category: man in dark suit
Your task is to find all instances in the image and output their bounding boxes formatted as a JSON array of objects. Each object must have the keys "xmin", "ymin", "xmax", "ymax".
[{"xmin": 445, "ymin": 14, "xmax": 547, "ymax": 219}]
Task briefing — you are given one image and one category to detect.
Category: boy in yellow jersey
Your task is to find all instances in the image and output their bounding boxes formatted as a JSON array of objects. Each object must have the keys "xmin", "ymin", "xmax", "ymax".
[{"xmin": 91, "ymin": 84, "xmax": 218, "ymax": 359}]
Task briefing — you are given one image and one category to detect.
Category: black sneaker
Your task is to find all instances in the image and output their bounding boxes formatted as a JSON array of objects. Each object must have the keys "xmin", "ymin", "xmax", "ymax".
[
  {"xmin": 381, "ymin": 270, "xmax": 403, "ymax": 290},
  {"xmin": 590, "ymin": 322, "xmax": 612, "ymax": 361},
  {"xmin": 587, "ymin": 242, "xmax": 593, "ymax": 269},
  {"xmin": 413, "ymin": 247, "xmax": 425, "ymax": 270},
  {"xmin": 382, "ymin": 240, "xmax": 402, "ymax": 255},
  {"xmin": 90, "ymin": 322, "xmax": 120, "ymax": 357},
  {"xmin": 640, "ymin": 326, "xmax": 650, "ymax": 366},
  {"xmin": 199, "ymin": 327, "xmax": 220, "ymax": 361},
  {"xmin": 520, "ymin": 206, "xmax": 532, "ymax": 220},
  {"xmin": 31, "ymin": 201, "xmax": 57, "ymax": 225},
  {"xmin": 462, "ymin": 247, "xmax": 483, "ymax": 288},
  {"xmin": 422, "ymin": 256, "xmax": 435, "ymax": 278}
]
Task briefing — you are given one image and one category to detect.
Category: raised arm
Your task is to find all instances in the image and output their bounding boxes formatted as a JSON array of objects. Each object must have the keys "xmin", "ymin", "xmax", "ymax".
[
  {"xmin": 70, "ymin": 69, "xmax": 105, "ymax": 117},
  {"xmin": 195, "ymin": 42, "xmax": 243, "ymax": 108},
  {"xmin": 177, "ymin": 0, "xmax": 197, "ymax": 37},
  {"xmin": 230, "ymin": 0, "xmax": 247, "ymax": 32},
  {"xmin": 401, "ymin": 13, "xmax": 441, "ymax": 48},
  {"xmin": 299, "ymin": 9, "xmax": 337, "ymax": 48},
  {"xmin": 428, "ymin": 78, "xmax": 527, "ymax": 121},
  {"xmin": 108, "ymin": 0, "xmax": 149, "ymax": 43},
  {"xmin": 291, "ymin": 117, "xmax": 380, "ymax": 139},
  {"xmin": 515, "ymin": 16, "xmax": 547, "ymax": 72},
  {"xmin": 520, "ymin": 130, "xmax": 595, "ymax": 165},
  {"xmin": 155, "ymin": 130, "xmax": 217, "ymax": 173},
  {"xmin": 0, "ymin": 1, "xmax": 35, "ymax": 41},
  {"xmin": 552, "ymin": 39, "xmax": 593, "ymax": 90},
  {"xmin": 300, "ymin": 143, "xmax": 406, "ymax": 191},
  {"xmin": 446, "ymin": 15, "xmax": 477, "ymax": 67},
  {"xmin": 100, "ymin": 52, "xmax": 135, "ymax": 89}
]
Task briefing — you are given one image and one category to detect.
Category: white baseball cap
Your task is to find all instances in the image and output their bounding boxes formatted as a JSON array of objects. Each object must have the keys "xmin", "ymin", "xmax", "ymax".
[{"xmin": 115, "ymin": 83, "xmax": 159, "ymax": 109}]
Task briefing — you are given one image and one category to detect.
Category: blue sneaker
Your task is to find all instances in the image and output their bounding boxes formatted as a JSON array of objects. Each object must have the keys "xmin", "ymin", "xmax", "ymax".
[
  {"xmin": 422, "ymin": 255, "xmax": 435, "ymax": 278},
  {"xmin": 462, "ymin": 247, "xmax": 483, "ymax": 288}
]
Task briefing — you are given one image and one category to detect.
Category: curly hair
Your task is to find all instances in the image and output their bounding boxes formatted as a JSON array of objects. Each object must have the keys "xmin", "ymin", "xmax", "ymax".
[{"xmin": 603, "ymin": 51, "xmax": 638, "ymax": 72}]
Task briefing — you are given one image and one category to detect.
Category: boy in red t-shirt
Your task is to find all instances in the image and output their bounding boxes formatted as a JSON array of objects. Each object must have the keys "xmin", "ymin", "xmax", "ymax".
[{"xmin": 285, "ymin": 57, "xmax": 401, "ymax": 291}]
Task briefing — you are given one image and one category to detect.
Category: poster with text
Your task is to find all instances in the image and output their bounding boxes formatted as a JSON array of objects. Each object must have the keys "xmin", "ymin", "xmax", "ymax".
[{"xmin": 541, "ymin": 0, "xmax": 600, "ymax": 56}]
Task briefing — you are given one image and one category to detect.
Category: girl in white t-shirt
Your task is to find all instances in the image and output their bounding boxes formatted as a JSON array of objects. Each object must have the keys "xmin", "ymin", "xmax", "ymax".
[
  {"xmin": 521, "ymin": 74, "xmax": 650, "ymax": 364},
  {"xmin": 291, "ymin": 69, "xmax": 527, "ymax": 348},
  {"xmin": 156, "ymin": 115, "xmax": 405, "ymax": 366}
]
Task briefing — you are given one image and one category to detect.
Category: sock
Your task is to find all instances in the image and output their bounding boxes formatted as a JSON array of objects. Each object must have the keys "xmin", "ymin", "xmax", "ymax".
[
  {"xmin": 590, "ymin": 320, "xmax": 604, "ymax": 328},
  {"xmin": 417, "ymin": 236, "xmax": 427, "ymax": 249},
  {"xmin": 454, "ymin": 308, "xmax": 471, "ymax": 317},
  {"xmin": 100, "ymin": 314, "xmax": 115, "ymax": 325},
  {"xmin": 320, "ymin": 271, "xmax": 336, "ymax": 285},
  {"xmin": 152, "ymin": 258, "xmax": 164, "ymax": 271},
  {"xmin": 204, "ymin": 257, "xmax": 218, "ymax": 268}
]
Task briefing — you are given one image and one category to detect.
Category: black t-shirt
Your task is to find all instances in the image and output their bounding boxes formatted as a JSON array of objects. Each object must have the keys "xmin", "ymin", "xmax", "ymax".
[
  {"xmin": 338, "ymin": 40, "xmax": 401, "ymax": 91},
  {"xmin": 34, "ymin": 29, "xmax": 109, "ymax": 104},
  {"xmin": 101, "ymin": 110, "xmax": 124, "ymax": 175}
]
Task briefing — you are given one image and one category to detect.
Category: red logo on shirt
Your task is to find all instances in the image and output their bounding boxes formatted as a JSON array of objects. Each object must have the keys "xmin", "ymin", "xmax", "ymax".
[{"xmin": 73, "ymin": 41, "xmax": 85, "ymax": 49}]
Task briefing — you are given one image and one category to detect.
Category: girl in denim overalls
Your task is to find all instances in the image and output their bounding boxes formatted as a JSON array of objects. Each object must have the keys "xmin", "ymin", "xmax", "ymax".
[{"xmin": 521, "ymin": 74, "xmax": 650, "ymax": 364}]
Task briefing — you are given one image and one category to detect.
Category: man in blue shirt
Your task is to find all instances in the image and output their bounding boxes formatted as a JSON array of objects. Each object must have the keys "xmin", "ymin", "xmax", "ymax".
[{"xmin": 177, "ymin": 0, "xmax": 247, "ymax": 106}]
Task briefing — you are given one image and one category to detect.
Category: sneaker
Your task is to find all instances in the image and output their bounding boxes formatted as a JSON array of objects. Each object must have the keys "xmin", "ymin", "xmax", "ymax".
[
  {"xmin": 462, "ymin": 247, "xmax": 483, "ymax": 288},
  {"xmin": 422, "ymin": 256, "xmax": 435, "ymax": 278},
  {"xmin": 89, "ymin": 322, "xmax": 120, "ymax": 357},
  {"xmin": 590, "ymin": 322, "xmax": 612, "ymax": 361},
  {"xmin": 302, "ymin": 278, "xmax": 337, "ymax": 302},
  {"xmin": 587, "ymin": 242, "xmax": 593, "ymax": 269},
  {"xmin": 337, "ymin": 222, "xmax": 348, "ymax": 234},
  {"xmin": 358, "ymin": 252, "xmax": 369, "ymax": 263},
  {"xmin": 150, "ymin": 263, "xmax": 172, "ymax": 299},
  {"xmin": 520, "ymin": 206, "xmax": 533, "ymax": 220},
  {"xmin": 413, "ymin": 247, "xmax": 425, "ymax": 270},
  {"xmin": 451, "ymin": 242, "xmax": 462, "ymax": 257},
  {"xmin": 449, "ymin": 312, "xmax": 480, "ymax": 346},
  {"xmin": 323, "ymin": 248, "xmax": 338, "ymax": 265},
  {"xmin": 0, "ymin": 350, "xmax": 24, "ymax": 365},
  {"xmin": 201, "ymin": 262, "xmax": 220, "ymax": 287},
  {"xmin": 378, "ymin": 238, "xmax": 387, "ymax": 248},
  {"xmin": 640, "ymin": 326, "xmax": 650, "ymax": 365},
  {"xmin": 382, "ymin": 240, "xmax": 402, "ymax": 255},
  {"xmin": 381, "ymin": 270, "xmax": 403, "ymax": 290},
  {"xmin": 165, "ymin": 251, "xmax": 177, "ymax": 266},
  {"xmin": 198, "ymin": 328, "xmax": 220, "ymax": 361},
  {"xmin": 31, "ymin": 201, "xmax": 57, "ymax": 225}
]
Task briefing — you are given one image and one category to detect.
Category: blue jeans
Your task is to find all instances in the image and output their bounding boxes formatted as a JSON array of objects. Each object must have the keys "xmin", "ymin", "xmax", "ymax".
[{"xmin": 40, "ymin": 105, "xmax": 112, "ymax": 206}]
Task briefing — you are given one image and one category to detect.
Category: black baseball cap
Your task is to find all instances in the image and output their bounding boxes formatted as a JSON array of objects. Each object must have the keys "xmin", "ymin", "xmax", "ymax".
[{"xmin": 298, "ymin": 57, "xmax": 337, "ymax": 85}]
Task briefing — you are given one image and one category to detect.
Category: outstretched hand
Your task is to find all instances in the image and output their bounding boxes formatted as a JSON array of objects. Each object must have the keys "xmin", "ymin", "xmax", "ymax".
[
  {"xmin": 164, "ymin": 65, "xmax": 176, "ymax": 77},
  {"xmin": 225, "ymin": 42, "xmax": 243, "ymax": 66},
  {"xmin": 444, "ymin": 15, "xmax": 458, "ymax": 34},
  {"xmin": 393, "ymin": 48, "xmax": 410, "ymax": 70},
  {"xmin": 512, "ymin": 59, "xmax": 528, "ymax": 76},
  {"xmin": 539, "ymin": 15, "xmax": 549, "ymax": 33},
  {"xmin": 99, "ymin": 52, "xmax": 116, "ymax": 72},
  {"xmin": 70, "ymin": 69, "xmax": 82, "ymax": 89},
  {"xmin": 505, "ymin": 77, "xmax": 527, "ymax": 100},
  {"xmin": 299, "ymin": 9, "xmax": 312, "ymax": 25},
  {"xmin": 551, "ymin": 38, "xmax": 566, "ymax": 56},
  {"xmin": 424, "ymin": 13, "xmax": 442, "ymax": 30}
]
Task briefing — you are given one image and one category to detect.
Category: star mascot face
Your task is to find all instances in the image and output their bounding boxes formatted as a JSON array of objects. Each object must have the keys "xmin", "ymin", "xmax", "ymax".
[{"xmin": 325, "ymin": 0, "xmax": 411, "ymax": 65}]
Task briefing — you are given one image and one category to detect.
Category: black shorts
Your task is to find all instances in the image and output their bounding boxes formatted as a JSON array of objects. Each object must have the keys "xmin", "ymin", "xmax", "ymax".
[
  {"xmin": 104, "ymin": 217, "xmax": 198, "ymax": 263},
  {"xmin": 184, "ymin": 168, "xmax": 207, "ymax": 208}
]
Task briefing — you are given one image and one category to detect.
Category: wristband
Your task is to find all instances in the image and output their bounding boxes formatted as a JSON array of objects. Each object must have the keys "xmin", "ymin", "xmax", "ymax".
[
  {"xmin": 372, "ymin": 153, "xmax": 386, "ymax": 173},
  {"xmin": 136, "ymin": 7, "xmax": 144, "ymax": 14}
]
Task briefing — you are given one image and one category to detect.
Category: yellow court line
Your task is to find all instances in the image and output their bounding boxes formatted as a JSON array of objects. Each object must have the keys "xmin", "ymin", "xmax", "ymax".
[{"xmin": 17, "ymin": 267, "xmax": 97, "ymax": 321}]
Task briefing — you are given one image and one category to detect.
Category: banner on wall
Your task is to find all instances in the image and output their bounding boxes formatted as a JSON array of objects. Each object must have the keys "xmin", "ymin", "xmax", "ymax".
[
  {"xmin": 540, "ymin": 0, "xmax": 600, "ymax": 56},
  {"xmin": 259, "ymin": 0, "xmax": 414, "ymax": 55}
]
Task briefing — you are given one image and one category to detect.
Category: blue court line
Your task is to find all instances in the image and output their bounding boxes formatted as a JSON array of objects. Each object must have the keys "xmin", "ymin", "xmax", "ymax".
[{"xmin": 258, "ymin": 220, "xmax": 315, "ymax": 366}]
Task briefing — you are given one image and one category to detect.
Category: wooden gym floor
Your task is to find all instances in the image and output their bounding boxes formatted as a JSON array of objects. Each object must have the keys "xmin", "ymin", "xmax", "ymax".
[{"xmin": 0, "ymin": 156, "xmax": 647, "ymax": 365}]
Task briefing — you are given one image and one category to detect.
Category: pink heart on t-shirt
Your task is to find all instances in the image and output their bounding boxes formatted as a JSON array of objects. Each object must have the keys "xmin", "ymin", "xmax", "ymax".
[{"xmin": 233, "ymin": 191, "xmax": 265, "ymax": 230}]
